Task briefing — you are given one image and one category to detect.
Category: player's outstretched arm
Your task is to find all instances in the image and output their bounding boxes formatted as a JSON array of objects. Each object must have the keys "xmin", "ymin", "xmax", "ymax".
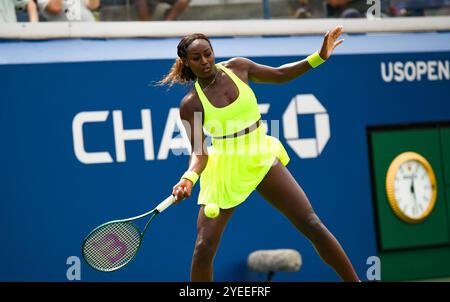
[{"xmin": 231, "ymin": 25, "xmax": 344, "ymax": 84}]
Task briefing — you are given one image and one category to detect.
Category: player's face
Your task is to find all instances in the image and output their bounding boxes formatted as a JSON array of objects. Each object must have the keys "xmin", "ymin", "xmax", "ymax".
[{"xmin": 185, "ymin": 39, "xmax": 216, "ymax": 78}]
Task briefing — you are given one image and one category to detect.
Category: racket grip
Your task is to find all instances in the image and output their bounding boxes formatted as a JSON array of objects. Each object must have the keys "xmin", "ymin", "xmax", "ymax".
[{"xmin": 156, "ymin": 195, "xmax": 176, "ymax": 213}]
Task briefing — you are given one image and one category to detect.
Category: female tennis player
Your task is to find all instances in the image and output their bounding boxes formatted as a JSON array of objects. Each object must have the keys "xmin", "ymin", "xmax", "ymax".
[{"xmin": 162, "ymin": 25, "xmax": 360, "ymax": 282}]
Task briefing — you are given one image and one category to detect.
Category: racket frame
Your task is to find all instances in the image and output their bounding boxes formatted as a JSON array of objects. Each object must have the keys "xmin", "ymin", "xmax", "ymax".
[{"xmin": 81, "ymin": 195, "xmax": 175, "ymax": 272}]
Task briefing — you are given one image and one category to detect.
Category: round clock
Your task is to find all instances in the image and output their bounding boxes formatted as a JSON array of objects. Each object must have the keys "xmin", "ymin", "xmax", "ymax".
[{"xmin": 385, "ymin": 151, "xmax": 437, "ymax": 224}]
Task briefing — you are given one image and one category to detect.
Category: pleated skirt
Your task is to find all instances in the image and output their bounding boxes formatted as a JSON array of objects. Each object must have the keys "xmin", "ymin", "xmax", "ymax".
[{"xmin": 198, "ymin": 123, "xmax": 290, "ymax": 209}]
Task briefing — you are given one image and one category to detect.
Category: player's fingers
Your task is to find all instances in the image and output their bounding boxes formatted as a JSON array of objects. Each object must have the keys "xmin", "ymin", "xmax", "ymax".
[
  {"xmin": 173, "ymin": 192, "xmax": 179, "ymax": 203},
  {"xmin": 173, "ymin": 186, "xmax": 183, "ymax": 202},
  {"xmin": 334, "ymin": 39, "xmax": 344, "ymax": 48},
  {"xmin": 183, "ymin": 186, "xmax": 191, "ymax": 198},
  {"xmin": 332, "ymin": 25, "xmax": 343, "ymax": 38},
  {"xmin": 172, "ymin": 188, "xmax": 178, "ymax": 199},
  {"xmin": 176, "ymin": 186, "xmax": 185, "ymax": 200}
]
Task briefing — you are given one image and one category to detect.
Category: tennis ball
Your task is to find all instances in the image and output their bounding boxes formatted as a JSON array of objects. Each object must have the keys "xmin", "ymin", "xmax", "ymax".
[{"xmin": 204, "ymin": 203, "xmax": 220, "ymax": 219}]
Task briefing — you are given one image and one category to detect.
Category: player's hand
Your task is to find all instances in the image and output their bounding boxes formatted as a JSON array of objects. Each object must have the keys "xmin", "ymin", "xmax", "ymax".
[
  {"xmin": 172, "ymin": 179, "xmax": 193, "ymax": 204},
  {"xmin": 319, "ymin": 25, "xmax": 344, "ymax": 60}
]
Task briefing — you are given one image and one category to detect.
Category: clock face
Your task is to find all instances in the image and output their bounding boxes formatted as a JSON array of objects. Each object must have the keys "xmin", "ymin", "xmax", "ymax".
[
  {"xmin": 386, "ymin": 152, "xmax": 437, "ymax": 223},
  {"xmin": 393, "ymin": 160, "xmax": 433, "ymax": 220}
]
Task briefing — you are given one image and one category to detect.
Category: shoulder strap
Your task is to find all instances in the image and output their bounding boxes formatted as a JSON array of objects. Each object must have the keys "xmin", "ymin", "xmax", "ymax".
[
  {"xmin": 194, "ymin": 81, "xmax": 213, "ymax": 111},
  {"xmin": 216, "ymin": 63, "xmax": 246, "ymax": 87}
]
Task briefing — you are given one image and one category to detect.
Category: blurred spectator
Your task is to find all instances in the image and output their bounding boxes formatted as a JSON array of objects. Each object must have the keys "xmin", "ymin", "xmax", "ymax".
[
  {"xmin": 26, "ymin": 0, "xmax": 39, "ymax": 21},
  {"xmin": 325, "ymin": 0, "xmax": 369, "ymax": 18},
  {"xmin": 37, "ymin": 0, "xmax": 100, "ymax": 21},
  {"xmin": 1, "ymin": 0, "xmax": 39, "ymax": 22},
  {"xmin": 389, "ymin": 0, "xmax": 450, "ymax": 16},
  {"xmin": 134, "ymin": 0, "xmax": 190, "ymax": 21},
  {"xmin": 293, "ymin": 0, "xmax": 312, "ymax": 18},
  {"xmin": 18, "ymin": 0, "xmax": 40, "ymax": 21}
]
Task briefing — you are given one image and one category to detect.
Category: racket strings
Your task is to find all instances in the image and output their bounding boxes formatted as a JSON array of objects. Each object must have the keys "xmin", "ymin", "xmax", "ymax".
[{"xmin": 82, "ymin": 222, "xmax": 141, "ymax": 271}]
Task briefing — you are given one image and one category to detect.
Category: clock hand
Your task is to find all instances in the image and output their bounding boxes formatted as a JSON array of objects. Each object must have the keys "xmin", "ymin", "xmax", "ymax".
[
  {"xmin": 411, "ymin": 173, "xmax": 419, "ymax": 214},
  {"xmin": 411, "ymin": 175, "xmax": 418, "ymax": 211}
]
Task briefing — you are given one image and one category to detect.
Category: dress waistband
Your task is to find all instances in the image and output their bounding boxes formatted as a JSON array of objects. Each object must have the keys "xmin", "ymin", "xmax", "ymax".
[{"xmin": 212, "ymin": 119, "xmax": 262, "ymax": 140}]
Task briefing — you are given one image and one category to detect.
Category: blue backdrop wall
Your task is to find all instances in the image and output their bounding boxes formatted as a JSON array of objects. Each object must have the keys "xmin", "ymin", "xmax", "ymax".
[{"xmin": 1, "ymin": 32, "xmax": 449, "ymax": 281}]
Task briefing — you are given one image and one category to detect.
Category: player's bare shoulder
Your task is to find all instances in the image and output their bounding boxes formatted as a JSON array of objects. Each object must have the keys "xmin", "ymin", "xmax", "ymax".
[
  {"xmin": 221, "ymin": 57, "xmax": 252, "ymax": 83},
  {"xmin": 221, "ymin": 57, "xmax": 252, "ymax": 71}
]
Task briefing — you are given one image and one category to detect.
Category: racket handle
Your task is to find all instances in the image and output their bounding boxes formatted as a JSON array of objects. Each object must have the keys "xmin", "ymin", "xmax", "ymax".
[{"xmin": 155, "ymin": 195, "xmax": 176, "ymax": 213}]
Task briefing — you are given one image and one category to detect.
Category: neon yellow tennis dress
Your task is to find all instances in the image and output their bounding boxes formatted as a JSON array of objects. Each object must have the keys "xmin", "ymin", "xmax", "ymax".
[{"xmin": 195, "ymin": 63, "xmax": 290, "ymax": 209}]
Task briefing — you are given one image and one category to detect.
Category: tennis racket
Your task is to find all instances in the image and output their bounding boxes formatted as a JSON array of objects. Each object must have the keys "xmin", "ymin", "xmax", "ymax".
[{"xmin": 81, "ymin": 194, "xmax": 176, "ymax": 272}]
